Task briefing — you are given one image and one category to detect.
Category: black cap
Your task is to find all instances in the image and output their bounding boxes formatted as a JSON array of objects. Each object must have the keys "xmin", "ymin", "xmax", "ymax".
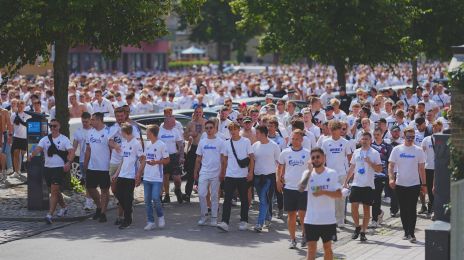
[
  {"xmin": 415, "ymin": 117, "xmax": 426, "ymax": 125},
  {"xmin": 390, "ymin": 125, "xmax": 401, "ymax": 132},
  {"xmin": 339, "ymin": 86, "xmax": 346, "ymax": 92},
  {"xmin": 325, "ymin": 105, "xmax": 334, "ymax": 111}
]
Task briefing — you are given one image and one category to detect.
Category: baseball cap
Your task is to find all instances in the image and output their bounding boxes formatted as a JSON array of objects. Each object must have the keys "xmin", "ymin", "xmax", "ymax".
[
  {"xmin": 415, "ymin": 117, "xmax": 426, "ymax": 125},
  {"xmin": 243, "ymin": 116, "xmax": 252, "ymax": 123},
  {"xmin": 377, "ymin": 118, "xmax": 387, "ymax": 124},
  {"xmin": 325, "ymin": 105, "xmax": 334, "ymax": 111},
  {"xmin": 390, "ymin": 125, "xmax": 401, "ymax": 132},
  {"xmin": 265, "ymin": 93, "xmax": 274, "ymax": 99}
]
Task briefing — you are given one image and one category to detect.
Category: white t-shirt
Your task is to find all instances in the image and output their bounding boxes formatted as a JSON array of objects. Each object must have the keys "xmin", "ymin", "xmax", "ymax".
[
  {"xmin": 306, "ymin": 124, "xmax": 321, "ymax": 140},
  {"xmin": 135, "ymin": 102, "xmax": 154, "ymax": 115},
  {"xmin": 333, "ymin": 110, "xmax": 347, "ymax": 121},
  {"xmin": 38, "ymin": 134, "xmax": 73, "ymax": 168},
  {"xmin": 421, "ymin": 136, "xmax": 435, "ymax": 170},
  {"xmin": 304, "ymin": 167, "xmax": 341, "ymax": 225},
  {"xmin": 222, "ymin": 137, "xmax": 253, "ymax": 178},
  {"xmin": 11, "ymin": 112, "xmax": 31, "ymax": 139},
  {"xmin": 389, "ymin": 144, "xmax": 426, "ymax": 186},
  {"xmin": 414, "ymin": 130, "xmax": 425, "ymax": 146},
  {"xmin": 158, "ymin": 127, "xmax": 183, "ymax": 154},
  {"xmin": 91, "ymin": 98, "xmax": 114, "ymax": 116},
  {"xmin": 143, "ymin": 140, "xmax": 169, "ymax": 182},
  {"xmin": 350, "ymin": 147, "xmax": 381, "ymax": 189},
  {"xmin": 118, "ymin": 138, "xmax": 144, "ymax": 179},
  {"xmin": 86, "ymin": 127, "xmax": 111, "ymax": 171},
  {"xmin": 108, "ymin": 123, "xmax": 141, "ymax": 165},
  {"xmin": 196, "ymin": 137, "xmax": 225, "ymax": 178},
  {"xmin": 252, "ymin": 140, "xmax": 280, "ymax": 175},
  {"xmin": 279, "ymin": 147, "xmax": 311, "ymax": 190},
  {"xmin": 321, "ymin": 137, "xmax": 352, "ymax": 175},
  {"xmin": 178, "ymin": 96, "xmax": 194, "ymax": 109},
  {"xmin": 72, "ymin": 127, "xmax": 91, "ymax": 163},
  {"xmin": 219, "ymin": 119, "xmax": 232, "ymax": 140}
]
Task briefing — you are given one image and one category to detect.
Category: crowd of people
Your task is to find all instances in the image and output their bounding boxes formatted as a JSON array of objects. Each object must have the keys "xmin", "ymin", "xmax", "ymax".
[{"xmin": 0, "ymin": 62, "xmax": 452, "ymax": 260}]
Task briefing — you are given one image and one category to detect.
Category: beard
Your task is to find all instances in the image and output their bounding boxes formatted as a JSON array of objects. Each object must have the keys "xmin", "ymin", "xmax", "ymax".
[{"xmin": 312, "ymin": 162, "xmax": 324, "ymax": 168}]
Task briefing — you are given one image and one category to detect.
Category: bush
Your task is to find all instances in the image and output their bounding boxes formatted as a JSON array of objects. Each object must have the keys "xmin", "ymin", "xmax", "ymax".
[
  {"xmin": 70, "ymin": 175, "xmax": 85, "ymax": 193},
  {"xmin": 168, "ymin": 60, "xmax": 237, "ymax": 70}
]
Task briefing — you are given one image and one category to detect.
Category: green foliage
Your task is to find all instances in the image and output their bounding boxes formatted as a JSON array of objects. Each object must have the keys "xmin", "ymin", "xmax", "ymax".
[
  {"xmin": 70, "ymin": 175, "xmax": 85, "ymax": 193},
  {"xmin": 448, "ymin": 63, "xmax": 464, "ymax": 182},
  {"xmin": 168, "ymin": 60, "xmax": 236, "ymax": 69}
]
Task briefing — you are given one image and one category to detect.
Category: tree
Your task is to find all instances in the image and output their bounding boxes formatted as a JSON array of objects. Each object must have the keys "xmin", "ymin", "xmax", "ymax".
[
  {"xmin": 0, "ymin": 0, "xmax": 203, "ymax": 136},
  {"xmin": 179, "ymin": 0, "xmax": 260, "ymax": 71},
  {"xmin": 232, "ymin": 0, "xmax": 411, "ymax": 87}
]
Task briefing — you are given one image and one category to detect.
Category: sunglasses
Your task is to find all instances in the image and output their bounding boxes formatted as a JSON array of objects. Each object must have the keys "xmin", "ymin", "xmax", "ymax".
[
  {"xmin": 49, "ymin": 124, "xmax": 58, "ymax": 128},
  {"xmin": 311, "ymin": 155, "xmax": 321, "ymax": 160},
  {"xmin": 405, "ymin": 135, "xmax": 415, "ymax": 140}
]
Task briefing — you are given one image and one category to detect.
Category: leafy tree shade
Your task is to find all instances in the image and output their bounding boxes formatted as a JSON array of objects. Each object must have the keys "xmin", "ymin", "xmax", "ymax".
[
  {"xmin": 232, "ymin": 0, "xmax": 410, "ymax": 87},
  {"xmin": 179, "ymin": 0, "xmax": 260, "ymax": 71},
  {"xmin": 0, "ymin": 0, "xmax": 203, "ymax": 136}
]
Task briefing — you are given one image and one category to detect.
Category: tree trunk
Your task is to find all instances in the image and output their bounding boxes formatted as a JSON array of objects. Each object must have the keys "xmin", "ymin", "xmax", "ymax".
[
  {"xmin": 53, "ymin": 38, "xmax": 71, "ymax": 190},
  {"xmin": 334, "ymin": 59, "xmax": 347, "ymax": 88},
  {"xmin": 412, "ymin": 57, "xmax": 418, "ymax": 90},
  {"xmin": 217, "ymin": 42, "xmax": 223, "ymax": 72}
]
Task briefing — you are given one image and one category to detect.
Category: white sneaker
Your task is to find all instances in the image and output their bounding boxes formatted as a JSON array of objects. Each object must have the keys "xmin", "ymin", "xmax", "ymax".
[
  {"xmin": 383, "ymin": 197, "xmax": 391, "ymax": 204},
  {"xmin": 84, "ymin": 198, "xmax": 92, "ymax": 211},
  {"xmin": 378, "ymin": 211, "xmax": 385, "ymax": 225},
  {"xmin": 56, "ymin": 208, "xmax": 68, "ymax": 217},
  {"xmin": 12, "ymin": 172, "xmax": 20, "ymax": 179},
  {"xmin": 239, "ymin": 221, "xmax": 248, "ymax": 231},
  {"xmin": 337, "ymin": 223, "xmax": 346, "ymax": 229},
  {"xmin": 209, "ymin": 218, "xmax": 218, "ymax": 226},
  {"xmin": 369, "ymin": 221, "xmax": 379, "ymax": 228},
  {"xmin": 45, "ymin": 214, "xmax": 53, "ymax": 224},
  {"xmin": 144, "ymin": 222, "xmax": 156, "ymax": 231},
  {"xmin": 198, "ymin": 217, "xmax": 208, "ymax": 226},
  {"xmin": 158, "ymin": 216, "xmax": 165, "ymax": 228},
  {"xmin": 217, "ymin": 222, "xmax": 229, "ymax": 232}
]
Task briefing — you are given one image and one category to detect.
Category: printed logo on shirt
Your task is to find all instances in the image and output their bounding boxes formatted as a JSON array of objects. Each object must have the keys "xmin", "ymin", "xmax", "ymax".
[
  {"xmin": 89, "ymin": 136, "xmax": 102, "ymax": 143},
  {"xmin": 399, "ymin": 153, "xmax": 415, "ymax": 158},
  {"xmin": 203, "ymin": 144, "xmax": 217, "ymax": 150},
  {"xmin": 123, "ymin": 151, "xmax": 131, "ymax": 157},
  {"xmin": 329, "ymin": 147, "xmax": 343, "ymax": 154},
  {"xmin": 310, "ymin": 184, "xmax": 329, "ymax": 192},
  {"xmin": 146, "ymin": 153, "xmax": 155, "ymax": 160},
  {"xmin": 288, "ymin": 158, "xmax": 305, "ymax": 167},
  {"xmin": 160, "ymin": 134, "xmax": 174, "ymax": 139},
  {"xmin": 113, "ymin": 136, "xmax": 122, "ymax": 144}
]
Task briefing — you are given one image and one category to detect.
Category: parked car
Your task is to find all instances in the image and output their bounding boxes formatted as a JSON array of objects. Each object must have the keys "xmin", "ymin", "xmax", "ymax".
[
  {"xmin": 173, "ymin": 109, "xmax": 218, "ymax": 120},
  {"xmin": 130, "ymin": 113, "xmax": 192, "ymax": 134}
]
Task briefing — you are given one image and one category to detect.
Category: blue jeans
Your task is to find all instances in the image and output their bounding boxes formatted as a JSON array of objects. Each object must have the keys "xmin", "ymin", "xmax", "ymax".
[
  {"xmin": 143, "ymin": 180, "xmax": 163, "ymax": 223},
  {"xmin": 254, "ymin": 174, "xmax": 274, "ymax": 225}
]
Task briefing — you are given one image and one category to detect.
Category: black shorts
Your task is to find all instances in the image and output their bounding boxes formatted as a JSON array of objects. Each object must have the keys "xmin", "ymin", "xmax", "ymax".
[
  {"xmin": 86, "ymin": 170, "xmax": 111, "ymax": 189},
  {"xmin": 305, "ymin": 224, "xmax": 337, "ymax": 243},
  {"xmin": 164, "ymin": 154, "xmax": 181, "ymax": 176},
  {"xmin": 283, "ymin": 188, "xmax": 307, "ymax": 212},
  {"xmin": 11, "ymin": 137, "xmax": 27, "ymax": 151},
  {"xmin": 44, "ymin": 167, "xmax": 64, "ymax": 187},
  {"xmin": 349, "ymin": 186, "xmax": 373, "ymax": 205}
]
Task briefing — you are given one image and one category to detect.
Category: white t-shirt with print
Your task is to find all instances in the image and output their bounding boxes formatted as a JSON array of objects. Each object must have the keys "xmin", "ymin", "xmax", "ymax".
[
  {"xmin": 421, "ymin": 136, "xmax": 435, "ymax": 170},
  {"xmin": 304, "ymin": 167, "xmax": 341, "ymax": 225},
  {"xmin": 278, "ymin": 147, "xmax": 311, "ymax": 191},
  {"xmin": 222, "ymin": 137, "xmax": 253, "ymax": 178},
  {"xmin": 196, "ymin": 137, "xmax": 225, "ymax": 178},
  {"xmin": 108, "ymin": 124, "xmax": 141, "ymax": 165},
  {"xmin": 321, "ymin": 137, "xmax": 352, "ymax": 176},
  {"xmin": 38, "ymin": 134, "xmax": 73, "ymax": 168},
  {"xmin": 158, "ymin": 127, "xmax": 183, "ymax": 154},
  {"xmin": 350, "ymin": 147, "xmax": 382, "ymax": 189},
  {"xmin": 86, "ymin": 127, "xmax": 111, "ymax": 171},
  {"xmin": 389, "ymin": 144, "xmax": 426, "ymax": 187},
  {"xmin": 118, "ymin": 138, "xmax": 144, "ymax": 179},
  {"xmin": 252, "ymin": 140, "xmax": 280, "ymax": 175},
  {"xmin": 143, "ymin": 140, "xmax": 169, "ymax": 182}
]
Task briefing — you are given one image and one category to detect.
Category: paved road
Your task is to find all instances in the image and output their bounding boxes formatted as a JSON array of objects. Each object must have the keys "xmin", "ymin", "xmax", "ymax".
[{"xmin": 0, "ymin": 196, "xmax": 430, "ymax": 260}]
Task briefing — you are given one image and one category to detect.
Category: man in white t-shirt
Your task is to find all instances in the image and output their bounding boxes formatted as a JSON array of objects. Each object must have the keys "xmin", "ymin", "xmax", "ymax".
[
  {"xmin": 10, "ymin": 100, "xmax": 31, "ymax": 178},
  {"xmin": 83, "ymin": 112, "xmax": 112, "ymax": 223},
  {"xmin": 141, "ymin": 124, "xmax": 169, "ymax": 231},
  {"xmin": 300, "ymin": 147, "xmax": 341, "ymax": 260},
  {"xmin": 217, "ymin": 122, "xmax": 254, "ymax": 232},
  {"xmin": 112, "ymin": 123, "xmax": 144, "ymax": 229},
  {"xmin": 277, "ymin": 129, "xmax": 311, "ymax": 249},
  {"xmin": 321, "ymin": 121, "xmax": 352, "ymax": 227},
  {"xmin": 195, "ymin": 120, "xmax": 224, "ymax": 226},
  {"xmin": 29, "ymin": 119, "xmax": 74, "ymax": 224},
  {"xmin": 72, "ymin": 112, "xmax": 94, "ymax": 211},
  {"xmin": 344, "ymin": 132, "xmax": 382, "ymax": 242},
  {"xmin": 91, "ymin": 89, "xmax": 114, "ymax": 117},
  {"xmin": 388, "ymin": 127, "xmax": 427, "ymax": 243},
  {"xmin": 252, "ymin": 125, "xmax": 280, "ymax": 232}
]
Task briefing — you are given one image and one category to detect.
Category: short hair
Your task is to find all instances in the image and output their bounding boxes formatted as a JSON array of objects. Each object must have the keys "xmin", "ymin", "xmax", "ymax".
[
  {"xmin": 92, "ymin": 112, "xmax": 104, "ymax": 122},
  {"xmin": 94, "ymin": 89, "xmax": 102, "ymax": 95},
  {"xmin": 330, "ymin": 98, "xmax": 340, "ymax": 106},
  {"xmin": 121, "ymin": 123, "xmax": 133, "ymax": 135},
  {"xmin": 205, "ymin": 120, "xmax": 216, "ymax": 127},
  {"xmin": 81, "ymin": 111, "xmax": 91, "ymax": 119},
  {"xmin": 146, "ymin": 124, "xmax": 160, "ymax": 137},
  {"xmin": 292, "ymin": 129, "xmax": 305, "ymax": 138},
  {"xmin": 374, "ymin": 127, "xmax": 383, "ymax": 133},
  {"xmin": 361, "ymin": 132, "xmax": 372, "ymax": 139},
  {"xmin": 268, "ymin": 118, "xmax": 279, "ymax": 128},
  {"xmin": 50, "ymin": 119, "xmax": 60, "ymax": 125},
  {"xmin": 328, "ymin": 120, "xmax": 343, "ymax": 131},
  {"xmin": 228, "ymin": 121, "xmax": 241, "ymax": 130},
  {"xmin": 291, "ymin": 120, "xmax": 305, "ymax": 131},
  {"xmin": 310, "ymin": 147, "xmax": 325, "ymax": 155},
  {"xmin": 396, "ymin": 109, "xmax": 405, "ymax": 118},
  {"xmin": 256, "ymin": 125, "xmax": 269, "ymax": 136},
  {"xmin": 403, "ymin": 126, "xmax": 415, "ymax": 135}
]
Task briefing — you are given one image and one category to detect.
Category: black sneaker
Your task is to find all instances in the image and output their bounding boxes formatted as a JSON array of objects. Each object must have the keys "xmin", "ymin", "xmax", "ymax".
[
  {"xmin": 390, "ymin": 212, "xmax": 398, "ymax": 218},
  {"xmin": 418, "ymin": 205, "xmax": 428, "ymax": 214},
  {"xmin": 92, "ymin": 208, "xmax": 102, "ymax": 220},
  {"xmin": 333, "ymin": 233, "xmax": 338, "ymax": 242},
  {"xmin": 360, "ymin": 232, "xmax": 367, "ymax": 242},
  {"xmin": 174, "ymin": 189, "xmax": 183, "ymax": 204},
  {"xmin": 162, "ymin": 195, "xmax": 171, "ymax": 204},
  {"xmin": 207, "ymin": 208, "xmax": 212, "ymax": 216},
  {"xmin": 352, "ymin": 226, "xmax": 361, "ymax": 240},
  {"xmin": 119, "ymin": 222, "xmax": 131, "ymax": 230},
  {"xmin": 182, "ymin": 194, "xmax": 190, "ymax": 203},
  {"xmin": 114, "ymin": 218, "xmax": 123, "ymax": 226},
  {"xmin": 99, "ymin": 213, "xmax": 107, "ymax": 223},
  {"xmin": 409, "ymin": 234, "xmax": 417, "ymax": 243},
  {"xmin": 300, "ymin": 236, "xmax": 307, "ymax": 248}
]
